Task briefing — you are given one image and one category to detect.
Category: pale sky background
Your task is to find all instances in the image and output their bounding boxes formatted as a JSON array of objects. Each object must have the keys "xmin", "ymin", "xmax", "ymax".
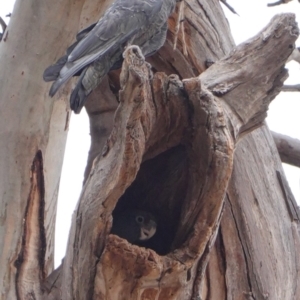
[{"xmin": 1, "ymin": 0, "xmax": 299, "ymax": 267}]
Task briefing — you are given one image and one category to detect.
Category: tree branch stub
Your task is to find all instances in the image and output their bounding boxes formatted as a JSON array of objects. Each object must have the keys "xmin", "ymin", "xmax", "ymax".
[
  {"xmin": 272, "ymin": 131, "xmax": 300, "ymax": 168},
  {"xmin": 200, "ymin": 13, "xmax": 298, "ymax": 138}
]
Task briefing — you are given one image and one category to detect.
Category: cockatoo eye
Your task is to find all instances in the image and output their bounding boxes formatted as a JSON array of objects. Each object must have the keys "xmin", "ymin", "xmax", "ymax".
[{"xmin": 136, "ymin": 216, "xmax": 144, "ymax": 224}]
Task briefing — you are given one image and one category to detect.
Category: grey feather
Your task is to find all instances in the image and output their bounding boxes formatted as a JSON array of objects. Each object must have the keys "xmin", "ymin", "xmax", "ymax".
[
  {"xmin": 43, "ymin": 24, "xmax": 96, "ymax": 82},
  {"xmin": 44, "ymin": 0, "xmax": 178, "ymax": 113}
]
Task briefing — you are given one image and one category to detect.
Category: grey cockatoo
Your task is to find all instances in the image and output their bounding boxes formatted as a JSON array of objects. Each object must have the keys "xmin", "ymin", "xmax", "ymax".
[
  {"xmin": 111, "ymin": 209, "xmax": 157, "ymax": 243},
  {"xmin": 43, "ymin": 0, "xmax": 178, "ymax": 113}
]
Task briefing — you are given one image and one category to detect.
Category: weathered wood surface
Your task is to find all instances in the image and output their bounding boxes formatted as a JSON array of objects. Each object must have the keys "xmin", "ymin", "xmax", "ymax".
[
  {"xmin": 1, "ymin": 0, "xmax": 300, "ymax": 299},
  {"xmin": 0, "ymin": 0, "xmax": 118, "ymax": 299},
  {"xmin": 43, "ymin": 10, "xmax": 299, "ymax": 300},
  {"xmin": 0, "ymin": 0, "xmax": 89, "ymax": 298},
  {"xmin": 57, "ymin": 46, "xmax": 234, "ymax": 299},
  {"xmin": 272, "ymin": 131, "xmax": 300, "ymax": 167},
  {"xmin": 81, "ymin": 0, "xmax": 235, "ymax": 181},
  {"xmin": 204, "ymin": 127, "xmax": 300, "ymax": 300}
]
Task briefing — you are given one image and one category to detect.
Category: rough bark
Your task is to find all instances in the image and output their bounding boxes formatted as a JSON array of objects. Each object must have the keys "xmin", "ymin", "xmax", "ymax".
[
  {"xmin": 42, "ymin": 8, "xmax": 299, "ymax": 300},
  {"xmin": 82, "ymin": 0, "xmax": 236, "ymax": 182},
  {"xmin": 57, "ymin": 46, "xmax": 234, "ymax": 300},
  {"xmin": 1, "ymin": 0, "xmax": 300, "ymax": 299},
  {"xmin": 208, "ymin": 127, "xmax": 300, "ymax": 300},
  {"xmin": 272, "ymin": 131, "xmax": 300, "ymax": 167}
]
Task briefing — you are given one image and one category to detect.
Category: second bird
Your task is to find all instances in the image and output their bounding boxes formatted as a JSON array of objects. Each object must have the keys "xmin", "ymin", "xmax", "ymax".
[{"xmin": 111, "ymin": 209, "xmax": 157, "ymax": 244}]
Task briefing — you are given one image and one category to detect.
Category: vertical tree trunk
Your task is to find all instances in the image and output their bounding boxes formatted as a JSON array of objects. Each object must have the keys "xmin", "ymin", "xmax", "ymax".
[
  {"xmin": 1, "ymin": 0, "xmax": 300, "ymax": 299},
  {"xmin": 0, "ymin": 0, "xmax": 87, "ymax": 298},
  {"xmin": 46, "ymin": 2, "xmax": 299, "ymax": 299}
]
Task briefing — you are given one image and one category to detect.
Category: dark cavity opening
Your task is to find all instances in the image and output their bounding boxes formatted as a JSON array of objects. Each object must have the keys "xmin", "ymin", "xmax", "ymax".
[{"xmin": 112, "ymin": 145, "xmax": 188, "ymax": 255}]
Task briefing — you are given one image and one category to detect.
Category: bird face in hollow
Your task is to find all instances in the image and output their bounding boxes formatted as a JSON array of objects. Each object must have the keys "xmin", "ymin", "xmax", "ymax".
[
  {"xmin": 135, "ymin": 213, "xmax": 157, "ymax": 241},
  {"xmin": 111, "ymin": 209, "xmax": 157, "ymax": 244}
]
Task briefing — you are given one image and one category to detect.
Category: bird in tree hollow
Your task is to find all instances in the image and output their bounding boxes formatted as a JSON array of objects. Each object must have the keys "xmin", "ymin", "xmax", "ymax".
[
  {"xmin": 43, "ymin": 0, "xmax": 178, "ymax": 114},
  {"xmin": 111, "ymin": 209, "xmax": 157, "ymax": 244}
]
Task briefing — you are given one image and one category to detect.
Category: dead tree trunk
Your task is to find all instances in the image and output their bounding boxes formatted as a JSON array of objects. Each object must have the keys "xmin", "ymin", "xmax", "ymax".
[
  {"xmin": 0, "ymin": 0, "xmax": 86, "ymax": 298},
  {"xmin": 47, "ymin": 4, "xmax": 299, "ymax": 300},
  {"xmin": 1, "ymin": 0, "xmax": 300, "ymax": 299}
]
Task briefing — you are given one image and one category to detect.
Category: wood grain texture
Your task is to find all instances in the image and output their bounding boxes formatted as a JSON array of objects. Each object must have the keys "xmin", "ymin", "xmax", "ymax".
[
  {"xmin": 2, "ymin": 0, "xmax": 298, "ymax": 299},
  {"xmin": 223, "ymin": 127, "xmax": 299, "ymax": 299},
  {"xmin": 0, "ymin": 0, "xmax": 86, "ymax": 298},
  {"xmin": 49, "ymin": 11, "xmax": 298, "ymax": 299}
]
